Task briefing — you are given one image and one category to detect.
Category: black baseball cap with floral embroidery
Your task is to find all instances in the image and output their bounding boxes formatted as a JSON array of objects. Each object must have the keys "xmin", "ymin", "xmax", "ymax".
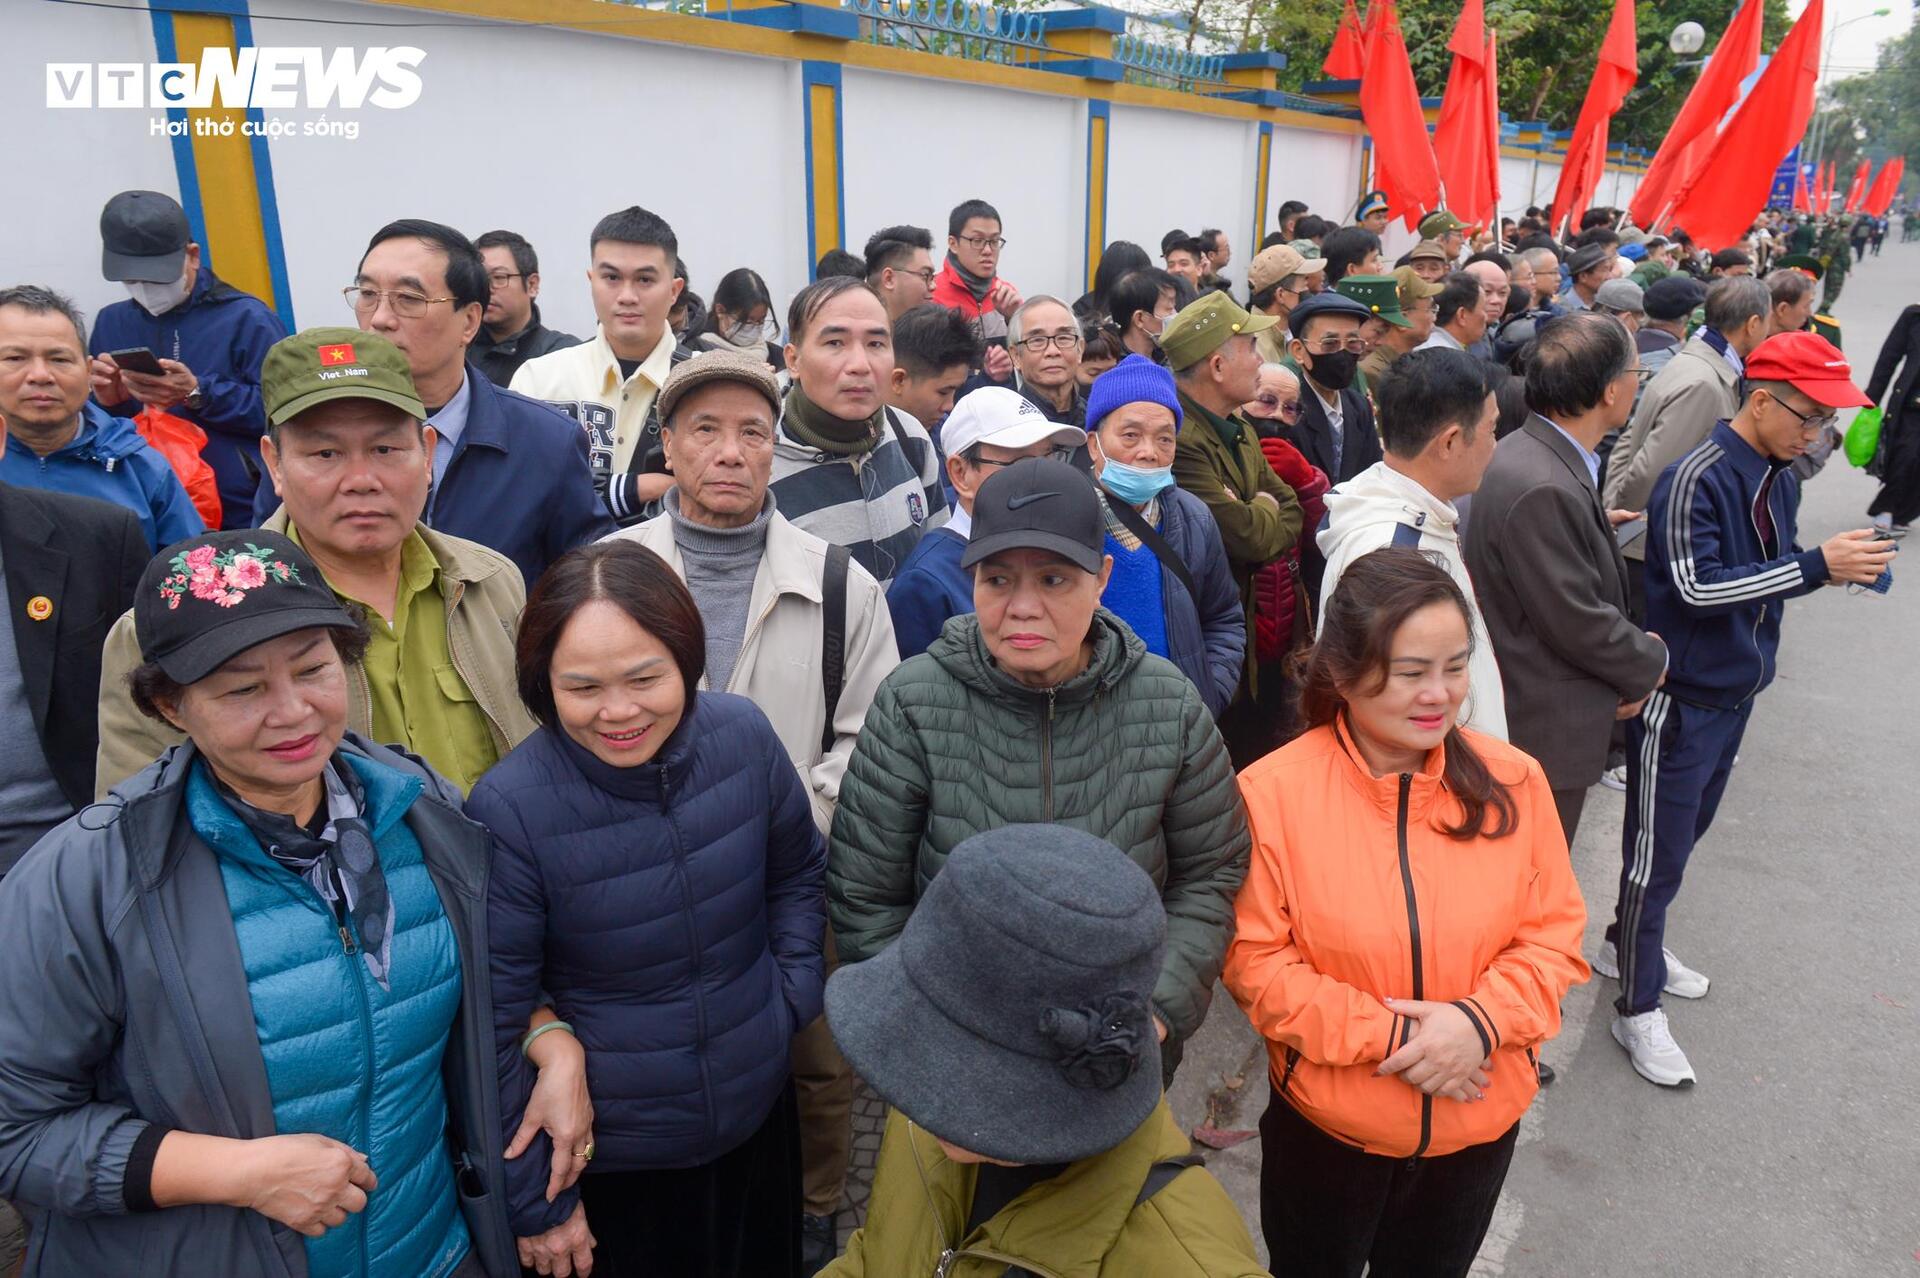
[{"xmin": 135, "ymin": 530, "xmax": 358, "ymax": 684}]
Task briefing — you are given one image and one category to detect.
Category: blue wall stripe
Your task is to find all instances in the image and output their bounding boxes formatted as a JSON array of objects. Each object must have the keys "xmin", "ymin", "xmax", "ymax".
[
  {"xmin": 228, "ymin": 7, "xmax": 296, "ymax": 331},
  {"xmin": 145, "ymin": 9, "xmax": 210, "ymax": 256}
]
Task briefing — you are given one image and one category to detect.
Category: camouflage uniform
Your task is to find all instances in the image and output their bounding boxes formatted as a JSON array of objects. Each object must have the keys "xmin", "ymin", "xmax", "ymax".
[{"xmin": 1820, "ymin": 221, "xmax": 1851, "ymax": 312}]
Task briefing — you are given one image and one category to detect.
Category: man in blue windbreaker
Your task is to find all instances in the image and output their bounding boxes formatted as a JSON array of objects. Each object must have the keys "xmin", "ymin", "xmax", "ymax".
[
  {"xmin": 1604, "ymin": 332, "xmax": 1894, "ymax": 1089},
  {"xmin": 86, "ymin": 190, "xmax": 286, "ymax": 529}
]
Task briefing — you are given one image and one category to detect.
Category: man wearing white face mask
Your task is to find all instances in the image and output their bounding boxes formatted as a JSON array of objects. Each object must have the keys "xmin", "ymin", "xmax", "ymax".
[
  {"xmin": 1085, "ymin": 355, "xmax": 1244, "ymax": 718},
  {"xmin": 87, "ymin": 190, "xmax": 287, "ymax": 529}
]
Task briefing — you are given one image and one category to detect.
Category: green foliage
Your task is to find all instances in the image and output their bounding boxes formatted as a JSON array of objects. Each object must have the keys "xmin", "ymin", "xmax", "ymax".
[{"xmin": 1809, "ymin": 21, "xmax": 1918, "ymax": 185}]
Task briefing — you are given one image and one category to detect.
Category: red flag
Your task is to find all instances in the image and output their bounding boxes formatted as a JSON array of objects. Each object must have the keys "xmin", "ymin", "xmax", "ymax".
[
  {"xmin": 1792, "ymin": 163, "xmax": 1811, "ymax": 213},
  {"xmin": 1666, "ymin": 0, "xmax": 1824, "ymax": 249},
  {"xmin": 1844, "ymin": 158, "xmax": 1871, "ymax": 212},
  {"xmin": 1548, "ymin": 0, "xmax": 1638, "ymax": 234},
  {"xmin": 1435, "ymin": 0, "xmax": 1497, "ymax": 230},
  {"xmin": 1866, "ymin": 157, "xmax": 1906, "ymax": 216},
  {"xmin": 1359, "ymin": 0, "xmax": 1442, "ymax": 230},
  {"xmin": 1629, "ymin": 0, "xmax": 1763, "ymax": 229},
  {"xmin": 1817, "ymin": 160, "xmax": 1835, "ymax": 212},
  {"xmin": 1324, "ymin": 0, "xmax": 1368, "ymax": 80},
  {"xmin": 1484, "ymin": 31, "xmax": 1502, "ymax": 228}
]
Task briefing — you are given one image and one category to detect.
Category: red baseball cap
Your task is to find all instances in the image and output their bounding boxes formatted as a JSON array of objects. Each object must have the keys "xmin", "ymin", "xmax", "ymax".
[{"xmin": 1744, "ymin": 332, "xmax": 1872, "ymax": 409}]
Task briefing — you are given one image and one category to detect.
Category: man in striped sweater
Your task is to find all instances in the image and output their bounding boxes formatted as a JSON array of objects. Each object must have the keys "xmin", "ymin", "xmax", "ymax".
[
  {"xmin": 1608, "ymin": 333, "xmax": 1893, "ymax": 1088},
  {"xmin": 769, "ymin": 277, "xmax": 948, "ymax": 591}
]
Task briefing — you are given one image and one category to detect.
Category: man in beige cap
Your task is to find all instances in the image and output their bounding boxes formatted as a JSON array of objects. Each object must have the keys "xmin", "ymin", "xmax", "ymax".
[
  {"xmin": 606, "ymin": 349, "xmax": 900, "ymax": 1267},
  {"xmin": 1163, "ymin": 292, "xmax": 1304, "ymax": 764},
  {"xmin": 1246, "ymin": 243, "xmax": 1327, "ymax": 364},
  {"xmin": 1406, "ymin": 239, "xmax": 1453, "ymax": 283}
]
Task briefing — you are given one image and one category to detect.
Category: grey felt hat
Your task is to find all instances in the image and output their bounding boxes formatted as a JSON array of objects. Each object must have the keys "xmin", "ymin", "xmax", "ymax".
[{"xmin": 825, "ymin": 825, "xmax": 1167, "ymax": 1164}]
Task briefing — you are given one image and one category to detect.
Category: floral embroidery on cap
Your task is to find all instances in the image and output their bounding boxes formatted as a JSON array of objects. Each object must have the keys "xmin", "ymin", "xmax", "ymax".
[{"xmin": 158, "ymin": 543, "xmax": 299, "ymax": 611}]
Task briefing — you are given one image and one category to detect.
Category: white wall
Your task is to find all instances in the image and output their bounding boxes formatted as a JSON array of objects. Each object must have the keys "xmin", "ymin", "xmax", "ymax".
[
  {"xmin": 843, "ymin": 67, "xmax": 1085, "ymax": 303},
  {"xmin": 1500, "ymin": 154, "xmax": 1543, "ymax": 218},
  {"xmin": 1103, "ymin": 105, "xmax": 1257, "ymax": 290},
  {"xmin": 6, "ymin": 2, "xmax": 183, "ymax": 326},
  {"xmin": 259, "ymin": 0, "xmax": 806, "ymax": 336},
  {"xmin": 1268, "ymin": 123, "xmax": 1363, "ymax": 234}
]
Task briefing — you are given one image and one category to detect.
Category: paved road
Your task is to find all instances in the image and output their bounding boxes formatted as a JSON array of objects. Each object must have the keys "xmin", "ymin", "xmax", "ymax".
[{"xmin": 1169, "ymin": 241, "xmax": 1920, "ymax": 1275}]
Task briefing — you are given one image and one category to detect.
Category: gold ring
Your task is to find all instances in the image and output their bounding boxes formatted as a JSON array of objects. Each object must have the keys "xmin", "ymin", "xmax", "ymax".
[{"xmin": 575, "ymin": 1143, "xmax": 594, "ymax": 1161}]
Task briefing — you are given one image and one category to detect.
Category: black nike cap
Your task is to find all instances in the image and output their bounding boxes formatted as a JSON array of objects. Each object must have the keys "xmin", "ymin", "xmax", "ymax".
[{"xmin": 962, "ymin": 456, "xmax": 1106, "ymax": 575}]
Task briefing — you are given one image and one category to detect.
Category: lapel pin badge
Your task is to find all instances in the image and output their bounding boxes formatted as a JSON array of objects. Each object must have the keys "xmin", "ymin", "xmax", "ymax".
[{"xmin": 25, "ymin": 596, "xmax": 53, "ymax": 622}]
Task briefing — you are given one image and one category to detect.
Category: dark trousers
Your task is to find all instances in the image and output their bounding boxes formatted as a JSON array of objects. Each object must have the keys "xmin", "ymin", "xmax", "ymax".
[
  {"xmin": 1258, "ymin": 1088, "xmax": 1518, "ymax": 1278},
  {"xmin": 1607, "ymin": 690, "xmax": 1751, "ymax": 1015},
  {"xmin": 576, "ymin": 1083, "xmax": 803, "ymax": 1278},
  {"xmin": 1551, "ymin": 786, "xmax": 1587, "ymax": 848},
  {"xmin": 1221, "ymin": 658, "xmax": 1302, "ymax": 771}
]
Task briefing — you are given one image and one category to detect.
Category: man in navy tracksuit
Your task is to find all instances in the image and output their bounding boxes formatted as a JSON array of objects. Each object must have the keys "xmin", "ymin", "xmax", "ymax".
[{"xmin": 1606, "ymin": 333, "xmax": 1894, "ymax": 1087}]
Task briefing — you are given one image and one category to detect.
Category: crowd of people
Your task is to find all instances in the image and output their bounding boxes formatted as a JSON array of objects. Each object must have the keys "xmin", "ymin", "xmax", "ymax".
[{"xmin": 0, "ymin": 179, "xmax": 1905, "ymax": 1278}]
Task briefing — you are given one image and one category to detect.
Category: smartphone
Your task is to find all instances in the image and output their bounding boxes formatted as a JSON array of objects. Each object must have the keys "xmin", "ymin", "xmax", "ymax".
[
  {"xmin": 1614, "ymin": 517, "xmax": 1648, "ymax": 548},
  {"xmin": 106, "ymin": 346, "xmax": 166, "ymax": 376},
  {"xmin": 1865, "ymin": 533, "xmax": 1896, "ymax": 594}
]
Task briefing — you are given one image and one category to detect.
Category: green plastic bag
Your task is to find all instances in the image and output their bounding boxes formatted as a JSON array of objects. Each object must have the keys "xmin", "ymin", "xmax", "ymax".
[{"xmin": 1845, "ymin": 406, "xmax": 1883, "ymax": 469}]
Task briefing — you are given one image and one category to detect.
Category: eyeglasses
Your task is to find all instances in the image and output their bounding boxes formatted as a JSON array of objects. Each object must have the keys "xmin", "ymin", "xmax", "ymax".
[
  {"xmin": 958, "ymin": 234, "xmax": 1008, "ymax": 252},
  {"xmin": 344, "ymin": 285, "xmax": 459, "ymax": 319},
  {"xmin": 1254, "ymin": 395, "xmax": 1303, "ymax": 420},
  {"xmin": 1014, "ymin": 332, "xmax": 1083, "ymax": 354},
  {"xmin": 911, "ymin": 268, "xmax": 937, "ymax": 288},
  {"xmin": 1302, "ymin": 335, "xmax": 1369, "ymax": 355},
  {"xmin": 1765, "ymin": 392, "xmax": 1839, "ymax": 435},
  {"xmin": 972, "ymin": 446, "xmax": 1077, "ymax": 469},
  {"xmin": 486, "ymin": 271, "xmax": 525, "ymax": 286}
]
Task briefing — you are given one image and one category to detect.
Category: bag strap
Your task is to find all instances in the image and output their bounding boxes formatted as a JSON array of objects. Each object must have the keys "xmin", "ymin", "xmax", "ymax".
[
  {"xmin": 1133, "ymin": 1153, "xmax": 1206, "ymax": 1207},
  {"xmin": 1105, "ymin": 494, "xmax": 1199, "ymax": 602},
  {"xmin": 820, "ymin": 543, "xmax": 851, "ymax": 756}
]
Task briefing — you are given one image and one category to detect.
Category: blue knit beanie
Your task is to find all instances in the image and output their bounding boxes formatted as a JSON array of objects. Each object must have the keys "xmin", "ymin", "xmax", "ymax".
[{"xmin": 1086, "ymin": 354, "xmax": 1184, "ymax": 435}]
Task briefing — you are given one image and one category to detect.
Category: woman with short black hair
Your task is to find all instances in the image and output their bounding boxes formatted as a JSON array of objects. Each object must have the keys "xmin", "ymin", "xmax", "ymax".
[{"xmin": 474, "ymin": 540, "xmax": 825, "ymax": 1278}]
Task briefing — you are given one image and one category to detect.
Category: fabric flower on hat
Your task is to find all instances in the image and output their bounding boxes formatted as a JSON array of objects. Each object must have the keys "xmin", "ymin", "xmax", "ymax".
[{"xmin": 1037, "ymin": 990, "xmax": 1153, "ymax": 1091}]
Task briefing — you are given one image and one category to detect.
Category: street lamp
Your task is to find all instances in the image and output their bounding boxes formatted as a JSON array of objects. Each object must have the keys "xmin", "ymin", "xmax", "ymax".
[
  {"xmin": 1807, "ymin": 6, "xmax": 1892, "ymax": 200},
  {"xmin": 1670, "ymin": 21, "xmax": 1705, "ymax": 56}
]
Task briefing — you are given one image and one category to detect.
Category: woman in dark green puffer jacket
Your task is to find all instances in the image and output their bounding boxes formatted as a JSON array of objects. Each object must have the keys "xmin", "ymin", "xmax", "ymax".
[{"xmin": 827, "ymin": 594, "xmax": 1252, "ymax": 1072}]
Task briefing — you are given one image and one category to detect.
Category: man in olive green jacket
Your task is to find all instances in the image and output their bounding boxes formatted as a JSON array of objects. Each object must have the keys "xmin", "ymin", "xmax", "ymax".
[{"xmin": 95, "ymin": 328, "xmax": 536, "ymax": 794}]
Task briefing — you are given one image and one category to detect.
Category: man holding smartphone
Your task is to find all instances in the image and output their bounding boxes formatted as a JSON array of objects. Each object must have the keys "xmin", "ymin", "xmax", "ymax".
[
  {"xmin": 87, "ymin": 190, "xmax": 286, "ymax": 529},
  {"xmin": 1606, "ymin": 332, "xmax": 1894, "ymax": 1088}
]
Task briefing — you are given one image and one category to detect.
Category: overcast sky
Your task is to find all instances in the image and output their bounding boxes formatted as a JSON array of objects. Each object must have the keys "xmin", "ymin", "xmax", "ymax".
[{"xmin": 1787, "ymin": 0, "xmax": 1914, "ymax": 84}]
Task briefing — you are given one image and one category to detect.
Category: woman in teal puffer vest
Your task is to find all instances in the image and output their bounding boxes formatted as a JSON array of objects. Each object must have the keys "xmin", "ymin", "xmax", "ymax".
[
  {"xmin": 0, "ymin": 531, "xmax": 535, "ymax": 1278},
  {"xmin": 827, "ymin": 457, "xmax": 1252, "ymax": 1076}
]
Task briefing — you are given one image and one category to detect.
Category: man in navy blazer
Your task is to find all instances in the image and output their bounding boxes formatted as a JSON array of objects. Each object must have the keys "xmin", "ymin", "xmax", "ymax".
[{"xmin": 254, "ymin": 218, "xmax": 610, "ymax": 585}]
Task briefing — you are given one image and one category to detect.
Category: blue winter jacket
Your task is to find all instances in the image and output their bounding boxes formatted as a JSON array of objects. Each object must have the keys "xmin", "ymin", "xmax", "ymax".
[
  {"xmin": 1646, "ymin": 420, "xmax": 1830, "ymax": 710},
  {"xmin": 1138, "ymin": 486, "xmax": 1246, "ymax": 720},
  {"xmin": 886, "ymin": 526, "xmax": 969, "ymax": 660},
  {"xmin": 469, "ymin": 693, "xmax": 827, "ymax": 1235},
  {"xmin": 0, "ymin": 402, "xmax": 203, "ymax": 552},
  {"xmin": 89, "ymin": 269, "xmax": 286, "ymax": 527},
  {"xmin": 255, "ymin": 369, "xmax": 613, "ymax": 588},
  {"xmin": 187, "ymin": 756, "xmax": 470, "ymax": 1278}
]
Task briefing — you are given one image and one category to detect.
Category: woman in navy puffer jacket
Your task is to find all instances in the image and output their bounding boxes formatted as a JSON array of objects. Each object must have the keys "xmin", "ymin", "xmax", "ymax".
[{"xmin": 469, "ymin": 542, "xmax": 826, "ymax": 1278}]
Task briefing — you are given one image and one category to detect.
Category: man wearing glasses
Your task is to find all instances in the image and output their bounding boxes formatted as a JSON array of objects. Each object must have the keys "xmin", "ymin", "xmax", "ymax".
[
  {"xmin": 1606, "ymin": 333, "xmax": 1891, "ymax": 1087},
  {"xmin": 1359, "ymin": 267, "xmax": 1443, "ymax": 385},
  {"xmin": 863, "ymin": 225, "xmax": 937, "ymax": 322},
  {"xmin": 885, "ymin": 386, "xmax": 1084, "ymax": 659},
  {"xmin": 468, "ymin": 229, "xmax": 580, "ymax": 387},
  {"xmin": 1283, "ymin": 291, "xmax": 1384, "ymax": 487},
  {"xmin": 930, "ymin": 199, "xmax": 1022, "ymax": 385},
  {"xmin": 1007, "ymin": 296, "xmax": 1087, "ymax": 427},
  {"xmin": 264, "ymin": 218, "xmax": 610, "ymax": 587}
]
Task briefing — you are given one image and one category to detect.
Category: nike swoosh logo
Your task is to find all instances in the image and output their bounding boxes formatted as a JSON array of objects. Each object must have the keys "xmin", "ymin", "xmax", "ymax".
[{"xmin": 1005, "ymin": 490, "xmax": 1060, "ymax": 510}]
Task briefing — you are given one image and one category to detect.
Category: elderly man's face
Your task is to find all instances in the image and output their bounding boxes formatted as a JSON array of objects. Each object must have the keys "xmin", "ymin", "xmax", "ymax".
[
  {"xmin": 0, "ymin": 305, "xmax": 89, "ymax": 436},
  {"xmin": 1464, "ymin": 263, "xmax": 1510, "ymax": 324},
  {"xmin": 1010, "ymin": 300, "xmax": 1082, "ymax": 395},
  {"xmin": 662, "ymin": 381, "xmax": 776, "ymax": 528}
]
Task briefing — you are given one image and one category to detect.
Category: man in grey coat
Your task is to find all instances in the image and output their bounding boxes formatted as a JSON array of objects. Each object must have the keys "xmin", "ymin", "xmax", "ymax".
[
  {"xmin": 1602, "ymin": 277, "xmax": 1771, "ymax": 610},
  {"xmin": 1466, "ymin": 312, "xmax": 1668, "ymax": 844}
]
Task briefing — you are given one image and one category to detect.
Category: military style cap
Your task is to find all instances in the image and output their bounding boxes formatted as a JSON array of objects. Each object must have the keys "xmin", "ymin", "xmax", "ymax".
[
  {"xmin": 1334, "ymin": 274, "xmax": 1410, "ymax": 328},
  {"xmin": 1248, "ymin": 244, "xmax": 1328, "ymax": 293},
  {"xmin": 1392, "ymin": 265, "xmax": 1445, "ymax": 306},
  {"xmin": 1159, "ymin": 291, "xmax": 1277, "ymax": 371},
  {"xmin": 262, "ymin": 328, "xmax": 425, "ymax": 427},
  {"xmin": 1418, "ymin": 209, "xmax": 1469, "ymax": 238},
  {"xmin": 1287, "ymin": 239, "xmax": 1323, "ymax": 259},
  {"xmin": 1407, "ymin": 239, "xmax": 1452, "ymax": 263},
  {"xmin": 1776, "ymin": 253, "xmax": 1825, "ymax": 281}
]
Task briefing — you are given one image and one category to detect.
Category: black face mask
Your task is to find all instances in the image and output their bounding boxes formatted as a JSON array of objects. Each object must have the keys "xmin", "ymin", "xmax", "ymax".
[{"xmin": 1308, "ymin": 350, "xmax": 1359, "ymax": 391}]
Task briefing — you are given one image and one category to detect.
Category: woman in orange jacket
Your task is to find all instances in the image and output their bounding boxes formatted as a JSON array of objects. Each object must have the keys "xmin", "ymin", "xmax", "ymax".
[{"xmin": 1224, "ymin": 547, "xmax": 1588, "ymax": 1277}]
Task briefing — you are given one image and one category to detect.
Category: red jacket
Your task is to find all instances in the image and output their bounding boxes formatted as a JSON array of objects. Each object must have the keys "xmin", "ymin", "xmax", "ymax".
[
  {"xmin": 1252, "ymin": 436, "xmax": 1329, "ymax": 661},
  {"xmin": 930, "ymin": 260, "xmax": 998, "ymax": 321}
]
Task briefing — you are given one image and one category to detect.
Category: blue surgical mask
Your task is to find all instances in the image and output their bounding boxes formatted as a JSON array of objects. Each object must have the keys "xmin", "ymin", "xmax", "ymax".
[{"xmin": 1099, "ymin": 457, "xmax": 1176, "ymax": 505}]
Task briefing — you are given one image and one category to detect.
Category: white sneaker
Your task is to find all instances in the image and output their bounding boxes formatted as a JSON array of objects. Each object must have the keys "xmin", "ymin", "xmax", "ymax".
[
  {"xmin": 1612, "ymin": 1008, "xmax": 1696, "ymax": 1086},
  {"xmin": 1592, "ymin": 939, "xmax": 1710, "ymax": 999},
  {"xmin": 1873, "ymin": 512, "xmax": 1893, "ymax": 534},
  {"xmin": 1598, "ymin": 764, "xmax": 1627, "ymax": 792}
]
